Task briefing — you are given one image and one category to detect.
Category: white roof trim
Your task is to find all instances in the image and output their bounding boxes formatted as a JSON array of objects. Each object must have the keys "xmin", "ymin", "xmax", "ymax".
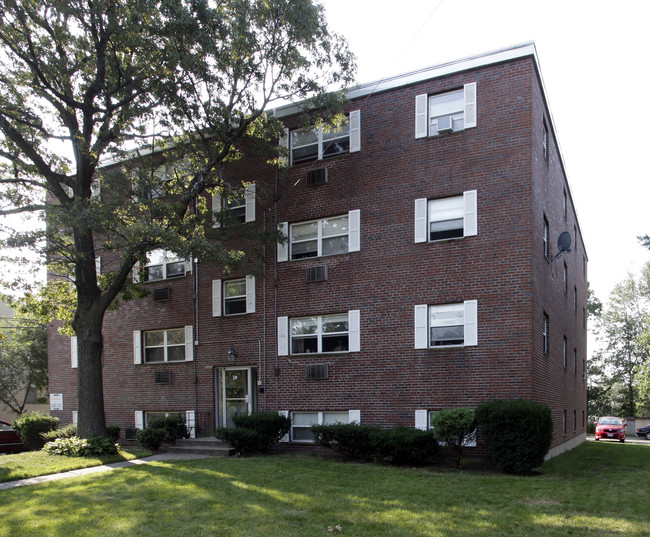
[{"xmin": 272, "ymin": 42, "xmax": 538, "ymax": 118}]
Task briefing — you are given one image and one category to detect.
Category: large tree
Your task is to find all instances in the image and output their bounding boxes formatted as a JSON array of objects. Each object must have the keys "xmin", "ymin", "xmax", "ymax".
[
  {"xmin": 0, "ymin": 0, "xmax": 354, "ymax": 437},
  {"xmin": 589, "ymin": 265, "xmax": 650, "ymax": 416}
]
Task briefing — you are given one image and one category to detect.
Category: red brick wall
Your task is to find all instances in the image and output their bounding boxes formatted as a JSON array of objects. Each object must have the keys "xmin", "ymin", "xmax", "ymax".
[{"xmin": 48, "ymin": 54, "xmax": 587, "ymax": 452}]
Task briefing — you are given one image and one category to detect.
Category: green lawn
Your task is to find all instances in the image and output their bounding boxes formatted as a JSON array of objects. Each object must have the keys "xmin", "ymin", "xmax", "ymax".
[
  {"xmin": 0, "ymin": 448, "xmax": 151, "ymax": 482},
  {"xmin": 0, "ymin": 442, "xmax": 648, "ymax": 536}
]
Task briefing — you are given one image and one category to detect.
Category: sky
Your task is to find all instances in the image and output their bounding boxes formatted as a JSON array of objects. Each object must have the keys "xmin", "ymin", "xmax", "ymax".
[{"xmin": 319, "ymin": 0, "xmax": 650, "ymax": 304}]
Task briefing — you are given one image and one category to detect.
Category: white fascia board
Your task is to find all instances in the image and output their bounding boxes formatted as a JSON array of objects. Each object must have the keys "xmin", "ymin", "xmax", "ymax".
[{"xmin": 271, "ymin": 43, "xmax": 538, "ymax": 119}]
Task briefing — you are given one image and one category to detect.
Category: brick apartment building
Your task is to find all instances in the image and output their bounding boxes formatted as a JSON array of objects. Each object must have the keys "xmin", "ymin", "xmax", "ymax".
[{"xmin": 48, "ymin": 42, "xmax": 588, "ymax": 458}]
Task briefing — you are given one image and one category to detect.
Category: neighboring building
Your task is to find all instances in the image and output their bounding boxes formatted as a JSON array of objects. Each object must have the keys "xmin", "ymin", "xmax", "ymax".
[{"xmin": 47, "ymin": 43, "xmax": 588, "ymax": 458}]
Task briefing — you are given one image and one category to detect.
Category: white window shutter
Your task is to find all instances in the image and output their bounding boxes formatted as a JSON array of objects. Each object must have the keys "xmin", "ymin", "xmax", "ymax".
[
  {"xmin": 135, "ymin": 411, "xmax": 144, "ymax": 430},
  {"xmin": 185, "ymin": 257, "xmax": 193, "ymax": 274},
  {"xmin": 415, "ymin": 409, "xmax": 429, "ymax": 430},
  {"xmin": 185, "ymin": 325, "xmax": 194, "ymax": 361},
  {"xmin": 348, "ymin": 209, "xmax": 361, "ymax": 252},
  {"xmin": 414, "ymin": 305, "xmax": 428, "ymax": 349},
  {"xmin": 464, "ymin": 190, "xmax": 478, "ymax": 237},
  {"xmin": 348, "ymin": 309, "xmax": 360, "ymax": 352},
  {"xmin": 349, "ymin": 110, "xmax": 361, "ymax": 152},
  {"xmin": 132, "ymin": 261, "xmax": 141, "ymax": 283},
  {"xmin": 415, "ymin": 94, "xmax": 428, "ymax": 138},
  {"xmin": 277, "ymin": 222, "xmax": 289, "ymax": 262},
  {"xmin": 133, "ymin": 331, "xmax": 142, "ymax": 364},
  {"xmin": 72, "ymin": 411, "xmax": 78, "ymax": 425},
  {"xmin": 186, "ymin": 410, "xmax": 196, "ymax": 438},
  {"xmin": 348, "ymin": 409, "xmax": 361, "ymax": 424},
  {"xmin": 277, "ymin": 316, "xmax": 289, "ymax": 356},
  {"xmin": 95, "ymin": 256, "xmax": 101, "ymax": 277},
  {"xmin": 464, "ymin": 82, "xmax": 477, "ymax": 128},
  {"xmin": 464, "ymin": 300, "xmax": 478, "ymax": 346},
  {"xmin": 246, "ymin": 275, "xmax": 256, "ymax": 313},
  {"xmin": 414, "ymin": 198, "xmax": 428, "ymax": 243},
  {"xmin": 244, "ymin": 183, "xmax": 256, "ymax": 223},
  {"xmin": 212, "ymin": 279, "xmax": 222, "ymax": 317},
  {"xmin": 212, "ymin": 191, "xmax": 222, "ymax": 228},
  {"xmin": 279, "ymin": 410, "xmax": 289, "ymax": 442},
  {"xmin": 71, "ymin": 336, "xmax": 78, "ymax": 369}
]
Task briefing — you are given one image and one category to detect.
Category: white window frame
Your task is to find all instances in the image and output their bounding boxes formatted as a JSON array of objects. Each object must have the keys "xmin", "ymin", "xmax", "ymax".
[
  {"xmin": 133, "ymin": 249, "xmax": 190, "ymax": 283},
  {"xmin": 415, "ymin": 191, "xmax": 477, "ymax": 243},
  {"xmin": 133, "ymin": 326, "xmax": 194, "ymax": 364},
  {"xmin": 285, "ymin": 110, "xmax": 361, "ymax": 166},
  {"xmin": 278, "ymin": 210, "xmax": 360, "ymax": 262},
  {"xmin": 71, "ymin": 336, "xmax": 78, "ymax": 369},
  {"xmin": 415, "ymin": 83, "xmax": 477, "ymax": 139},
  {"xmin": 212, "ymin": 276, "xmax": 255, "ymax": 317},
  {"xmin": 212, "ymin": 182, "xmax": 256, "ymax": 228},
  {"xmin": 289, "ymin": 410, "xmax": 361, "ymax": 443},
  {"xmin": 414, "ymin": 301, "xmax": 478, "ymax": 349},
  {"xmin": 277, "ymin": 310, "xmax": 360, "ymax": 356}
]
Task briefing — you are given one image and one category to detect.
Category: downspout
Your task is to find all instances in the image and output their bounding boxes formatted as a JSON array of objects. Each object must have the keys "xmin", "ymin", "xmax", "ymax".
[{"xmin": 274, "ymin": 163, "xmax": 280, "ymax": 410}]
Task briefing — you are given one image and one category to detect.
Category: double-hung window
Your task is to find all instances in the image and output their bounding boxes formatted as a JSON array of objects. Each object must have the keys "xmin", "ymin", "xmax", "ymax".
[
  {"xmin": 284, "ymin": 110, "xmax": 361, "ymax": 166},
  {"xmin": 289, "ymin": 410, "xmax": 360, "ymax": 442},
  {"xmin": 415, "ymin": 83, "xmax": 477, "ymax": 138},
  {"xmin": 277, "ymin": 310, "xmax": 360, "ymax": 356},
  {"xmin": 212, "ymin": 183, "xmax": 256, "ymax": 226},
  {"xmin": 134, "ymin": 249, "xmax": 188, "ymax": 282},
  {"xmin": 133, "ymin": 326, "xmax": 194, "ymax": 363},
  {"xmin": 414, "ymin": 191, "xmax": 477, "ymax": 243},
  {"xmin": 414, "ymin": 301, "xmax": 478, "ymax": 348},
  {"xmin": 212, "ymin": 276, "xmax": 256, "ymax": 316},
  {"xmin": 277, "ymin": 210, "xmax": 361, "ymax": 262}
]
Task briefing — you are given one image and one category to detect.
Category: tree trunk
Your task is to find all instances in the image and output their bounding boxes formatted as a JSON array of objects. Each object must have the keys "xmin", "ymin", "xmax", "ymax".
[{"xmin": 76, "ymin": 314, "xmax": 107, "ymax": 438}]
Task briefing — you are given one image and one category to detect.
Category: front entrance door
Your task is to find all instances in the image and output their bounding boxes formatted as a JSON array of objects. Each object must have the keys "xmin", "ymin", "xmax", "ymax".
[{"xmin": 217, "ymin": 367, "xmax": 257, "ymax": 427}]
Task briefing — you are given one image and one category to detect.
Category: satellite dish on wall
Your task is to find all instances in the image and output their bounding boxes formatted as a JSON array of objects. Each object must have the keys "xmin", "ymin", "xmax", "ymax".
[
  {"xmin": 557, "ymin": 231, "xmax": 572, "ymax": 253},
  {"xmin": 551, "ymin": 231, "xmax": 572, "ymax": 261}
]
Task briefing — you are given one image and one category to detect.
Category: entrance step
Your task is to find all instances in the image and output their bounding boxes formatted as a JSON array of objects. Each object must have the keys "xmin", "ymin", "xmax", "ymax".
[{"xmin": 165, "ymin": 436, "xmax": 233, "ymax": 457}]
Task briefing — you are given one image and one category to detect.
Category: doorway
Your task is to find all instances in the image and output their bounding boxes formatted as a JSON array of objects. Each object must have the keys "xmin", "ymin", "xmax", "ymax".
[{"xmin": 216, "ymin": 367, "xmax": 257, "ymax": 428}]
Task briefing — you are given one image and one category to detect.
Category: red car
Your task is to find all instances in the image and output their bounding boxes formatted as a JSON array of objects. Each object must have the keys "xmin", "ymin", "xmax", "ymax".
[
  {"xmin": 594, "ymin": 416, "xmax": 626, "ymax": 443},
  {"xmin": 0, "ymin": 419, "xmax": 26, "ymax": 453}
]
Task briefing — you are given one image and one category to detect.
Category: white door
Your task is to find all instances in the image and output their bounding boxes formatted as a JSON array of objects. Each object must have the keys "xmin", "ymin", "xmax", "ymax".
[{"xmin": 218, "ymin": 367, "xmax": 256, "ymax": 427}]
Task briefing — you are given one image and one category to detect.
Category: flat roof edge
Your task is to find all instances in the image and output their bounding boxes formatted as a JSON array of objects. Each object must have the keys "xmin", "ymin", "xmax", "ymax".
[{"xmin": 272, "ymin": 42, "xmax": 537, "ymax": 118}]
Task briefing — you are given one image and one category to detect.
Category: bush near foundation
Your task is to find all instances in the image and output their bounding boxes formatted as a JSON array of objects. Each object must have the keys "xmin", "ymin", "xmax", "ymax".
[
  {"xmin": 311, "ymin": 423, "xmax": 377, "ymax": 461},
  {"xmin": 13, "ymin": 412, "xmax": 59, "ymax": 450},
  {"xmin": 370, "ymin": 427, "xmax": 439, "ymax": 466},
  {"xmin": 216, "ymin": 412, "xmax": 291, "ymax": 456},
  {"xmin": 476, "ymin": 399, "xmax": 553, "ymax": 474}
]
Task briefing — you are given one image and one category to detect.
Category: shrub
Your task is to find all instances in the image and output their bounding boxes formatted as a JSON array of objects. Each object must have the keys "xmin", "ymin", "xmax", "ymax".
[
  {"xmin": 13, "ymin": 412, "xmax": 60, "ymax": 450},
  {"xmin": 231, "ymin": 412, "xmax": 291, "ymax": 452},
  {"xmin": 310, "ymin": 423, "xmax": 378, "ymax": 461},
  {"xmin": 216, "ymin": 427, "xmax": 260, "ymax": 456},
  {"xmin": 41, "ymin": 423, "xmax": 78, "ymax": 443},
  {"xmin": 42, "ymin": 436, "xmax": 88, "ymax": 457},
  {"xmin": 216, "ymin": 412, "xmax": 291, "ymax": 456},
  {"xmin": 106, "ymin": 425, "xmax": 121, "ymax": 442},
  {"xmin": 81, "ymin": 436, "xmax": 119, "ymax": 456},
  {"xmin": 430, "ymin": 408, "xmax": 477, "ymax": 468},
  {"xmin": 476, "ymin": 399, "xmax": 553, "ymax": 474},
  {"xmin": 371, "ymin": 427, "xmax": 439, "ymax": 466},
  {"xmin": 136, "ymin": 427, "xmax": 167, "ymax": 451},
  {"xmin": 148, "ymin": 414, "xmax": 188, "ymax": 442}
]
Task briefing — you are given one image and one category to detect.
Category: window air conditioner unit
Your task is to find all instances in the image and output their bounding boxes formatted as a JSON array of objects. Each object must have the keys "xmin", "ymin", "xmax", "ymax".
[
  {"xmin": 155, "ymin": 370, "xmax": 171, "ymax": 384},
  {"xmin": 153, "ymin": 287, "xmax": 171, "ymax": 301},
  {"xmin": 437, "ymin": 115, "xmax": 454, "ymax": 133},
  {"xmin": 306, "ymin": 265, "xmax": 328, "ymax": 282},
  {"xmin": 306, "ymin": 168, "xmax": 328, "ymax": 186},
  {"xmin": 307, "ymin": 363, "xmax": 328, "ymax": 380}
]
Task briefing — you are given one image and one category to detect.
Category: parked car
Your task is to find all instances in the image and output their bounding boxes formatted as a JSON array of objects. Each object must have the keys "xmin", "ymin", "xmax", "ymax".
[
  {"xmin": 635, "ymin": 424, "xmax": 650, "ymax": 440},
  {"xmin": 0, "ymin": 419, "xmax": 26, "ymax": 453},
  {"xmin": 594, "ymin": 416, "xmax": 626, "ymax": 443}
]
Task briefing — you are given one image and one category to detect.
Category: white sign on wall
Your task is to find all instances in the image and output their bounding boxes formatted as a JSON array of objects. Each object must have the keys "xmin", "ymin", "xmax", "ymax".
[{"xmin": 50, "ymin": 393, "xmax": 63, "ymax": 411}]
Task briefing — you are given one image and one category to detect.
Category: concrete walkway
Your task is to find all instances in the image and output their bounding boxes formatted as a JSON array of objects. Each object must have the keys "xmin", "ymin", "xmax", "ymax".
[{"xmin": 0, "ymin": 453, "xmax": 210, "ymax": 491}]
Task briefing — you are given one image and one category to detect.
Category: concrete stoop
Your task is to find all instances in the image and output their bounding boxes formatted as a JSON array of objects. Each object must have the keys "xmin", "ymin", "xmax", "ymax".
[{"xmin": 164, "ymin": 437, "xmax": 233, "ymax": 457}]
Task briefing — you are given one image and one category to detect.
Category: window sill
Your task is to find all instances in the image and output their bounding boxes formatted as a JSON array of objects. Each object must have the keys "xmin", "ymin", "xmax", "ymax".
[{"xmin": 141, "ymin": 360, "xmax": 192, "ymax": 365}]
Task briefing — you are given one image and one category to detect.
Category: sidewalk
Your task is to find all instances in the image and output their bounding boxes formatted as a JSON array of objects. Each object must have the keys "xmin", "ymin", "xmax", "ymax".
[{"xmin": 0, "ymin": 453, "xmax": 210, "ymax": 491}]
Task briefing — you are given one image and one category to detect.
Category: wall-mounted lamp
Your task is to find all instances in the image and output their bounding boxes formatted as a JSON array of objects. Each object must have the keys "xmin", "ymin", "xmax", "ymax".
[{"xmin": 227, "ymin": 347, "xmax": 238, "ymax": 364}]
